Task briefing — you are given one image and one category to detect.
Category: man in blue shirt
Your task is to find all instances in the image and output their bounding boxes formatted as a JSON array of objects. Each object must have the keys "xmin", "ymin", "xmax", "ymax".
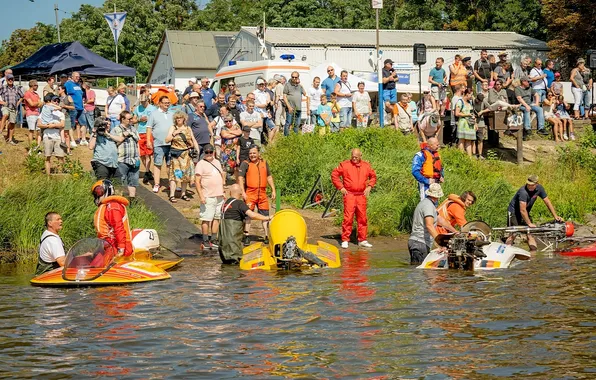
[
  {"xmin": 147, "ymin": 96, "xmax": 174, "ymax": 193},
  {"xmin": 133, "ymin": 94, "xmax": 157, "ymax": 184},
  {"xmin": 321, "ymin": 66, "xmax": 340, "ymax": 95},
  {"xmin": 200, "ymin": 77, "xmax": 216, "ymax": 107},
  {"xmin": 543, "ymin": 59, "xmax": 555, "ymax": 89},
  {"xmin": 428, "ymin": 58, "xmax": 448, "ymax": 115},
  {"xmin": 382, "ymin": 59, "xmax": 398, "ymax": 124},
  {"xmin": 64, "ymin": 72, "xmax": 84, "ymax": 144}
]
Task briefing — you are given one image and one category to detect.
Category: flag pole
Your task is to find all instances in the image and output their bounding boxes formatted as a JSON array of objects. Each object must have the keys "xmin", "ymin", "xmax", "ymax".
[{"xmin": 114, "ymin": 4, "xmax": 119, "ymax": 85}]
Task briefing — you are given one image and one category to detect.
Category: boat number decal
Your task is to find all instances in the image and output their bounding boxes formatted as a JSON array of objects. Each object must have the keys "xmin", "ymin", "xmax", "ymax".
[
  {"xmin": 149, "ymin": 230, "xmax": 155, "ymax": 240},
  {"xmin": 497, "ymin": 244, "xmax": 506, "ymax": 254},
  {"xmin": 251, "ymin": 261, "xmax": 265, "ymax": 268}
]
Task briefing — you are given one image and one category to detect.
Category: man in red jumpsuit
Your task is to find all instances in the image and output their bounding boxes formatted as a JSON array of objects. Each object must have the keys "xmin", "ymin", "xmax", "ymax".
[
  {"xmin": 92, "ymin": 179, "xmax": 134, "ymax": 260},
  {"xmin": 331, "ymin": 148, "xmax": 377, "ymax": 249}
]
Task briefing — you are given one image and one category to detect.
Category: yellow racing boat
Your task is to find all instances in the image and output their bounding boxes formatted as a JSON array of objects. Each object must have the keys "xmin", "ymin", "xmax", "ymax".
[
  {"xmin": 240, "ymin": 209, "xmax": 341, "ymax": 270},
  {"xmin": 31, "ymin": 234, "xmax": 183, "ymax": 287}
]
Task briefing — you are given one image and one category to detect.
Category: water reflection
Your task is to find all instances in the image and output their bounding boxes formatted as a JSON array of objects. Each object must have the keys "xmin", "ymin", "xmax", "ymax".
[{"xmin": 0, "ymin": 253, "xmax": 594, "ymax": 378}]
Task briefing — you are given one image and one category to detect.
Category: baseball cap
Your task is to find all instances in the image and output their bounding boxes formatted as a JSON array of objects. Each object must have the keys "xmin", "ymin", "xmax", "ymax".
[
  {"xmin": 242, "ymin": 125, "xmax": 251, "ymax": 132},
  {"xmin": 526, "ymin": 174, "xmax": 539, "ymax": 185},
  {"xmin": 189, "ymin": 91, "xmax": 200, "ymax": 98},
  {"xmin": 577, "ymin": 58, "xmax": 585, "ymax": 65},
  {"xmin": 554, "ymin": 72, "xmax": 561, "ymax": 77},
  {"xmin": 498, "ymin": 51, "xmax": 508, "ymax": 57},
  {"xmin": 5, "ymin": 73, "xmax": 14, "ymax": 79},
  {"xmin": 189, "ymin": 78, "xmax": 197, "ymax": 83},
  {"xmin": 462, "ymin": 56, "xmax": 471, "ymax": 62},
  {"xmin": 256, "ymin": 78, "xmax": 266, "ymax": 85},
  {"xmin": 273, "ymin": 74, "xmax": 283, "ymax": 82},
  {"xmin": 384, "ymin": 58, "xmax": 394, "ymax": 65},
  {"xmin": 520, "ymin": 76, "xmax": 530, "ymax": 82},
  {"xmin": 59, "ymin": 73, "xmax": 68, "ymax": 78}
]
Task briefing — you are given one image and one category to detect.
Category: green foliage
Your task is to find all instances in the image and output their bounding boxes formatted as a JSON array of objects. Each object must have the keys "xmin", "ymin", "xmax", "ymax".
[
  {"xmin": 265, "ymin": 128, "xmax": 596, "ymax": 236},
  {"xmin": 0, "ymin": 175, "xmax": 161, "ymax": 262},
  {"xmin": 0, "ymin": 23, "xmax": 57, "ymax": 67}
]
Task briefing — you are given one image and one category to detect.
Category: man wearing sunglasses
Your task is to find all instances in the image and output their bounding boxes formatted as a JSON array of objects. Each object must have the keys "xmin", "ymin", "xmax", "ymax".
[
  {"xmin": 0, "ymin": 72, "xmax": 24, "ymax": 144},
  {"xmin": 322, "ymin": 66, "xmax": 340, "ymax": 96},
  {"xmin": 146, "ymin": 96, "xmax": 174, "ymax": 192},
  {"xmin": 200, "ymin": 77, "xmax": 216, "ymax": 107},
  {"xmin": 283, "ymin": 71, "xmax": 308, "ymax": 135},
  {"xmin": 195, "ymin": 143, "xmax": 225, "ymax": 250}
]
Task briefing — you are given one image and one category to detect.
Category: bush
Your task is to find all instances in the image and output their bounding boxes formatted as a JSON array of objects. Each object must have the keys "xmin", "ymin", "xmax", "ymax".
[
  {"xmin": 0, "ymin": 173, "xmax": 161, "ymax": 262},
  {"xmin": 265, "ymin": 128, "xmax": 596, "ymax": 236}
]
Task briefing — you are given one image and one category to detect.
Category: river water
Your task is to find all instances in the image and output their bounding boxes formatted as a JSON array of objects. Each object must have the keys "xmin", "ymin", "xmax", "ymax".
[{"xmin": 0, "ymin": 249, "xmax": 594, "ymax": 379}]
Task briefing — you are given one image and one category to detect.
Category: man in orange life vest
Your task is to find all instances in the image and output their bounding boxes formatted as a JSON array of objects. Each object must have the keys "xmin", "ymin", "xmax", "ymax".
[
  {"xmin": 91, "ymin": 179, "xmax": 134, "ymax": 258},
  {"xmin": 436, "ymin": 191, "xmax": 476, "ymax": 234},
  {"xmin": 411, "ymin": 137, "xmax": 444, "ymax": 201},
  {"xmin": 331, "ymin": 148, "xmax": 377, "ymax": 249},
  {"xmin": 238, "ymin": 145, "xmax": 276, "ymax": 246}
]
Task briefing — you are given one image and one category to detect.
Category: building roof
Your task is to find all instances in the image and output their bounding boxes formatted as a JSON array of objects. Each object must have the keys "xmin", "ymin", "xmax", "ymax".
[
  {"xmin": 165, "ymin": 30, "xmax": 236, "ymax": 69},
  {"xmin": 242, "ymin": 27, "xmax": 548, "ymax": 50}
]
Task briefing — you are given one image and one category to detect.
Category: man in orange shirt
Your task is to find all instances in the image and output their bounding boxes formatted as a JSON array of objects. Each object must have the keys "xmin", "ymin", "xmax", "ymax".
[
  {"xmin": 436, "ymin": 191, "xmax": 476, "ymax": 234},
  {"xmin": 331, "ymin": 148, "xmax": 377, "ymax": 249},
  {"xmin": 92, "ymin": 179, "xmax": 133, "ymax": 258}
]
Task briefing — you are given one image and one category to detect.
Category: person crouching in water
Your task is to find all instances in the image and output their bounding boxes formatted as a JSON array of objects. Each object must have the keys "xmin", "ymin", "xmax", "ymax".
[
  {"xmin": 35, "ymin": 212, "xmax": 66, "ymax": 275},
  {"xmin": 436, "ymin": 191, "xmax": 476, "ymax": 234},
  {"xmin": 219, "ymin": 184, "xmax": 272, "ymax": 264},
  {"xmin": 91, "ymin": 179, "xmax": 133, "ymax": 258}
]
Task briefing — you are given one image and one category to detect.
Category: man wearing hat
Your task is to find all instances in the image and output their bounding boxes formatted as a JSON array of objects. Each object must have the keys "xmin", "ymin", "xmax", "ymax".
[
  {"xmin": 185, "ymin": 91, "xmax": 201, "ymax": 114},
  {"xmin": 462, "ymin": 57, "xmax": 475, "ymax": 91},
  {"xmin": 195, "ymin": 143, "xmax": 225, "ymax": 250},
  {"xmin": 0, "ymin": 72, "xmax": 24, "ymax": 144},
  {"xmin": 408, "ymin": 183, "xmax": 457, "ymax": 265},
  {"xmin": 382, "ymin": 59, "xmax": 399, "ymax": 122},
  {"xmin": 496, "ymin": 51, "xmax": 509, "ymax": 69},
  {"xmin": 515, "ymin": 76, "xmax": 547, "ymax": 138},
  {"xmin": 506, "ymin": 175, "xmax": 563, "ymax": 253}
]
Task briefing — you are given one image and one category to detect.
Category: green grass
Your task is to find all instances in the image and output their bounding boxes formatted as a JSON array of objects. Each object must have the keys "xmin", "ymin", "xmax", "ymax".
[
  {"xmin": 265, "ymin": 127, "xmax": 596, "ymax": 236},
  {"xmin": 0, "ymin": 173, "xmax": 161, "ymax": 263}
]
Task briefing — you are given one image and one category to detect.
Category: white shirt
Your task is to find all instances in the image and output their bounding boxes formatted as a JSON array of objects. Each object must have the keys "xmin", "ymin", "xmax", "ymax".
[
  {"xmin": 43, "ymin": 110, "xmax": 66, "ymax": 140},
  {"xmin": 240, "ymin": 110, "xmax": 262, "ymax": 141},
  {"xmin": 39, "ymin": 230, "xmax": 65, "ymax": 263},
  {"xmin": 107, "ymin": 94, "xmax": 125, "ymax": 118},
  {"xmin": 352, "ymin": 91, "xmax": 371, "ymax": 114},
  {"xmin": 308, "ymin": 86, "xmax": 323, "ymax": 111},
  {"xmin": 530, "ymin": 67, "xmax": 547, "ymax": 90},
  {"xmin": 335, "ymin": 81, "xmax": 353, "ymax": 108},
  {"xmin": 252, "ymin": 89, "xmax": 270, "ymax": 115}
]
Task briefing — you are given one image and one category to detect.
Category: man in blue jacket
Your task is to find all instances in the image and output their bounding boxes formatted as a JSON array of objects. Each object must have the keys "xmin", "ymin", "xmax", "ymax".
[{"xmin": 411, "ymin": 137, "xmax": 444, "ymax": 200}]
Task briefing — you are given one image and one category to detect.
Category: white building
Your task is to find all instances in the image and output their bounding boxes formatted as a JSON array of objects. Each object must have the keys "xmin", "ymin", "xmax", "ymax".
[
  {"xmin": 147, "ymin": 30, "xmax": 235, "ymax": 90},
  {"xmin": 218, "ymin": 27, "xmax": 549, "ymax": 86}
]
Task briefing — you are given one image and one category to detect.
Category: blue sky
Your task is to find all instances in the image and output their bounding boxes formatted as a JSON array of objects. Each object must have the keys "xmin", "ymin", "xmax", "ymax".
[{"xmin": 0, "ymin": 0, "xmax": 105, "ymax": 43}]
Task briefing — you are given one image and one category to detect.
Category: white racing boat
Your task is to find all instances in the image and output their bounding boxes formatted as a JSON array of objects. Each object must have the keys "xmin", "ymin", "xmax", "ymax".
[{"xmin": 418, "ymin": 221, "xmax": 531, "ymax": 270}]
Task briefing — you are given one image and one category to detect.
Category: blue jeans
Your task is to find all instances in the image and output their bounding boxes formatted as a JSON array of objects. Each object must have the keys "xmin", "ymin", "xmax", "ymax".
[
  {"xmin": 263, "ymin": 116, "xmax": 275, "ymax": 131},
  {"xmin": 583, "ymin": 90, "xmax": 592, "ymax": 108},
  {"xmin": 382, "ymin": 89, "xmax": 397, "ymax": 103},
  {"xmin": 284, "ymin": 109, "xmax": 302, "ymax": 136},
  {"xmin": 520, "ymin": 104, "xmax": 545, "ymax": 131},
  {"xmin": 310, "ymin": 110, "xmax": 319, "ymax": 126},
  {"xmin": 535, "ymin": 89, "xmax": 547, "ymax": 103},
  {"xmin": 81, "ymin": 111, "xmax": 95, "ymax": 133},
  {"xmin": 339, "ymin": 107, "xmax": 352, "ymax": 128}
]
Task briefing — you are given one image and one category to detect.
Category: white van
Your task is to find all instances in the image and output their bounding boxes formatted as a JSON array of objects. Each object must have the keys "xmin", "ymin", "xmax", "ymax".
[{"xmin": 212, "ymin": 60, "xmax": 312, "ymax": 99}]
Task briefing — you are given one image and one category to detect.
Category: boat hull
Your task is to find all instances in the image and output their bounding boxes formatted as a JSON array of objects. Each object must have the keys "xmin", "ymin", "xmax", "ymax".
[
  {"xmin": 418, "ymin": 242, "xmax": 531, "ymax": 270},
  {"xmin": 558, "ymin": 242, "xmax": 596, "ymax": 257}
]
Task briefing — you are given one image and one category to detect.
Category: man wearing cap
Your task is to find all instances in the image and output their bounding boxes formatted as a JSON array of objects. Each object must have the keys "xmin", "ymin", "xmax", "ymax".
[
  {"xmin": 462, "ymin": 57, "xmax": 474, "ymax": 91},
  {"xmin": 133, "ymin": 94, "xmax": 157, "ymax": 184},
  {"xmin": 185, "ymin": 91, "xmax": 201, "ymax": 114},
  {"xmin": 253, "ymin": 78, "xmax": 275, "ymax": 139},
  {"xmin": 382, "ymin": 59, "xmax": 399, "ymax": 122},
  {"xmin": 506, "ymin": 175, "xmax": 563, "ymax": 253},
  {"xmin": 0, "ymin": 72, "xmax": 24, "ymax": 145},
  {"xmin": 515, "ymin": 76, "xmax": 547, "ymax": 138},
  {"xmin": 64, "ymin": 72, "xmax": 84, "ymax": 145},
  {"xmin": 182, "ymin": 77, "xmax": 197, "ymax": 101},
  {"xmin": 496, "ymin": 51, "xmax": 509, "ymax": 69},
  {"xmin": 195, "ymin": 143, "xmax": 225, "ymax": 250},
  {"xmin": 409, "ymin": 183, "xmax": 458, "ymax": 265},
  {"xmin": 321, "ymin": 66, "xmax": 340, "ymax": 96}
]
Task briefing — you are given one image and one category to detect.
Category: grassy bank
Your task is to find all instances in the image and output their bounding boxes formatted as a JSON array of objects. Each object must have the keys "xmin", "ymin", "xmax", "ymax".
[
  {"xmin": 0, "ymin": 173, "xmax": 161, "ymax": 263},
  {"xmin": 265, "ymin": 128, "xmax": 596, "ymax": 236}
]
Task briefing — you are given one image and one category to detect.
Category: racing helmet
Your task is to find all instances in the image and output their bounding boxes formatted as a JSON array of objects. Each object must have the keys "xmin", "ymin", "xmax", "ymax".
[{"xmin": 91, "ymin": 179, "xmax": 114, "ymax": 206}]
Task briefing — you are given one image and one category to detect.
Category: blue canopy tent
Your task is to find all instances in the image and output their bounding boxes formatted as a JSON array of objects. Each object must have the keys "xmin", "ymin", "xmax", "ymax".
[{"xmin": 11, "ymin": 41, "xmax": 135, "ymax": 78}]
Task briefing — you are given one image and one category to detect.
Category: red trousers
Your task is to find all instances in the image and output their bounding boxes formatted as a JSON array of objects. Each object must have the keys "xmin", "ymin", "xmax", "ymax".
[{"xmin": 342, "ymin": 193, "xmax": 368, "ymax": 242}]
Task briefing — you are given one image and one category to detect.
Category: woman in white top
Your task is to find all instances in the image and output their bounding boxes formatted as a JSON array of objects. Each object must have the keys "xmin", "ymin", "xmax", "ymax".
[
  {"xmin": 352, "ymin": 82, "xmax": 371, "ymax": 128},
  {"xmin": 417, "ymin": 90, "xmax": 440, "ymax": 141},
  {"xmin": 105, "ymin": 86, "xmax": 126, "ymax": 127},
  {"xmin": 543, "ymin": 93, "xmax": 562, "ymax": 142}
]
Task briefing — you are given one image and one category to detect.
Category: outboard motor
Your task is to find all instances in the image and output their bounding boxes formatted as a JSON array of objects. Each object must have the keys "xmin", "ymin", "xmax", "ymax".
[{"xmin": 280, "ymin": 236, "xmax": 328, "ymax": 270}]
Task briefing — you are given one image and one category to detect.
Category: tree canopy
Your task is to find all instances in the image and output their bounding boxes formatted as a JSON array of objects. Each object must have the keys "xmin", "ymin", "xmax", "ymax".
[{"xmin": 0, "ymin": 0, "xmax": 593, "ymax": 80}]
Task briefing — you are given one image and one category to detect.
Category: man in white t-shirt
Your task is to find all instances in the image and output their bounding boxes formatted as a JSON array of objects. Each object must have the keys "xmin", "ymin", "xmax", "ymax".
[
  {"xmin": 240, "ymin": 100, "xmax": 263, "ymax": 146},
  {"xmin": 38, "ymin": 96, "xmax": 66, "ymax": 176},
  {"xmin": 252, "ymin": 78, "xmax": 275, "ymax": 137},
  {"xmin": 308, "ymin": 77, "xmax": 323, "ymax": 126},
  {"xmin": 35, "ymin": 212, "xmax": 66, "ymax": 276},
  {"xmin": 529, "ymin": 58, "xmax": 548, "ymax": 102}
]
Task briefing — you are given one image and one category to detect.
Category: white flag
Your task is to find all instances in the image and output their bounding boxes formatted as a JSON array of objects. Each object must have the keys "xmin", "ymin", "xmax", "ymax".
[{"xmin": 103, "ymin": 12, "xmax": 127, "ymax": 45}]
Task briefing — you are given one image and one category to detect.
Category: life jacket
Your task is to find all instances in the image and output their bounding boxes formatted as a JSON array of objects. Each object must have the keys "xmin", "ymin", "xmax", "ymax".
[
  {"xmin": 244, "ymin": 159, "xmax": 268, "ymax": 189},
  {"xmin": 449, "ymin": 62, "xmax": 467, "ymax": 87},
  {"xmin": 94, "ymin": 195, "xmax": 133, "ymax": 256},
  {"xmin": 437, "ymin": 194, "xmax": 466, "ymax": 227},
  {"xmin": 420, "ymin": 147, "xmax": 442, "ymax": 179}
]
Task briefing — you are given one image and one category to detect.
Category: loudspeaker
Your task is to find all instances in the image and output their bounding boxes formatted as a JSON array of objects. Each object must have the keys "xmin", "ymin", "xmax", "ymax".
[
  {"xmin": 413, "ymin": 43, "xmax": 427, "ymax": 65},
  {"xmin": 588, "ymin": 50, "xmax": 596, "ymax": 69}
]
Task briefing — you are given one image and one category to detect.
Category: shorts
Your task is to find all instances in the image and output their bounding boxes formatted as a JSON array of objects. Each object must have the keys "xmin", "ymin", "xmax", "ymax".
[
  {"xmin": 118, "ymin": 162, "xmax": 140, "ymax": 187},
  {"xmin": 75, "ymin": 109, "xmax": 84, "ymax": 125},
  {"xmin": 408, "ymin": 239, "xmax": 431, "ymax": 265},
  {"xmin": 476, "ymin": 125, "xmax": 487, "ymax": 140},
  {"xmin": 26, "ymin": 115, "xmax": 39, "ymax": 131},
  {"xmin": 382, "ymin": 89, "xmax": 397, "ymax": 104},
  {"xmin": 507, "ymin": 210, "xmax": 529, "ymax": 227},
  {"xmin": 2, "ymin": 107, "xmax": 17, "ymax": 123},
  {"xmin": 91, "ymin": 161, "xmax": 120, "ymax": 180},
  {"xmin": 43, "ymin": 138, "xmax": 65, "ymax": 157},
  {"xmin": 80, "ymin": 110, "xmax": 95, "ymax": 131},
  {"xmin": 246, "ymin": 188, "xmax": 269, "ymax": 216},
  {"xmin": 153, "ymin": 145, "xmax": 171, "ymax": 166},
  {"xmin": 431, "ymin": 86, "xmax": 447, "ymax": 101},
  {"xmin": 68, "ymin": 110, "xmax": 76, "ymax": 128},
  {"xmin": 64, "ymin": 112, "xmax": 72, "ymax": 131},
  {"xmin": 200, "ymin": 196, "xmax": 224, "ymax": 222},
  {"xmin": 139, "ymin": 133, "xmax": 154, "ymax": 156}
]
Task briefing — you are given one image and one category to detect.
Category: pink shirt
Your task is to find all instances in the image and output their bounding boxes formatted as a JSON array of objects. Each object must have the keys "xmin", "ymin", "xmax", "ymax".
[
  {"xmin": 24, "ymin": 90, "xmax": 40, "ymax": 116},
  {"xmin": 84, "ymin": 89, "xmax": 96, "ymax": 112},
  {"xmin": 195, "ymin": 159, "xmax": 224, "ymax": 198}
]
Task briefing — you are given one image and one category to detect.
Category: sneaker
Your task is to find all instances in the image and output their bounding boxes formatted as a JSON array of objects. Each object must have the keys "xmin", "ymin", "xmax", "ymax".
[
  {"xmin": 210, "ymin": 239, "xmax": 219, "ymax": 250},
  {"xmin": 70, "ymin": 141, "xmax": 77, "ymax": 148},
  {"xmin": 60, "ymin": 142, "xmax": 68, "ymax": 151},
  {"xmin": 358, "ymin": 240, "xmax": 373, "ymax": 248},
  {"xmin": 142, "ymin": 172, "xmax": 150, "ymax": 185},
  {"xmin": 75, "ymin": 139, "xmax": 81, "ymax": 145},
  {"xmin": 537, "ymin": 129, "xmax": 549, "ymax": 136},
  {"xmin": 200, "ymin": 242, "xmax": 212, "ymax": 251},
  {"xmin": 478, "ymin": 155, "xmax": 486, "ymax": 160},
  {"xmin": 80, "ymin": 139, "xmax": 88, "ymax": 146},
  {"xmin": 152, "ymin": 184, "xmax": 160, "ymax": 193},
  {"xmin": 341, "ymin": 241, "xmax": 349, "ymax": 249},
  {"xmin": 242, "ymin": 235, "xmax": 251, "ymax": 246},
  {"xmin": 570, "ymin": 133, "xmax": 576, "ymax": 141},
  {"xmin": 563, "ymin": 133, "xmax": 568, "ymax": 141},
  {"xmin": 263, "ymin": 237, "xmax": 269, "ymax": 245},
  {"xmin": 9, "ymin": 140, "xmax": 17, "ymax": 146}
]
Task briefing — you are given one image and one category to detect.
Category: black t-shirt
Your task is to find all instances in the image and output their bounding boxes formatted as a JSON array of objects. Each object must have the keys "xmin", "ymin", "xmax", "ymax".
[
  {"xmin": 222, "ymin": 198, "xmax": 250, "ymax": 221},
  {"xmin": 206, "ymin": 102, "xmax": 221, "ymax": 121},
  {"xmin": 187, "ymin": 112, "xmax": 211, "ymax": 145},
  {"xmin": 474, "ymin": 59, "xmax": 492, "ymax": 80},
  {"xmin": 382, "ymin": 68, "xmax": 396, "ymax": 90},
  {"xmin": 238, "ymin": 136, "xmax": 254, "ymax": 162},
  {"xmin": 508, "ymin": 184, "xmax": 547, "ymax": 217},
  {"xmin": 229, "ymin": 107, "xmax": 241, "ymax": 125}
]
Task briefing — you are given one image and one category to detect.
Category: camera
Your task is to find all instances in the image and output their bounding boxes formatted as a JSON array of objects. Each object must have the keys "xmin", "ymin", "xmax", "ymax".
[{"xmin": 96, "ymin": 121, "xmax": 108, "ymax": 136}]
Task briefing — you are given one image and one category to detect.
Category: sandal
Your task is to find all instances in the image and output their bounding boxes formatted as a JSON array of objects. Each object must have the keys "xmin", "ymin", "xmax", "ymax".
[
  {"xmin": 181, "ymin": 195, "xmax": 191, "ymax": 201},
  {"xmin": 169, "ymin": 196, "xmax": 178, "ymax": 203}
]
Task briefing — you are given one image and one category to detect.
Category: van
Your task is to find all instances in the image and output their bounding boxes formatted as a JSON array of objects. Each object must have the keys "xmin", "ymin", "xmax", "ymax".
[{"xmin": 212, "ymin": 60, "xmax": 312, "ymax": 99}]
